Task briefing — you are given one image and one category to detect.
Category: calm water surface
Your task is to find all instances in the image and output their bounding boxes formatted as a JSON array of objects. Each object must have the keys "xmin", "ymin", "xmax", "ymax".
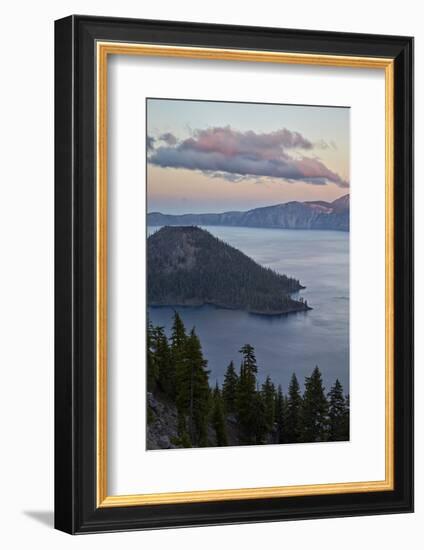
[{"xmin": 148, "ymin": 226, "xmax": 349, "ymax": 393}]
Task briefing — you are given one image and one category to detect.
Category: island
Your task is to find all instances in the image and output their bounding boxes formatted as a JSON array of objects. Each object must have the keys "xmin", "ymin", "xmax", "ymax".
[{"xmin": 147, "ymin": 226, "xmax": 311, "ymax": 315}]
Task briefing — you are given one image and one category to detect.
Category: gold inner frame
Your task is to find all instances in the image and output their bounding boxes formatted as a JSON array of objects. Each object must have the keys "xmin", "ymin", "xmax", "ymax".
[{"xmin": 96, "ymin": 42, "xmax": 395, "ymax": 508}]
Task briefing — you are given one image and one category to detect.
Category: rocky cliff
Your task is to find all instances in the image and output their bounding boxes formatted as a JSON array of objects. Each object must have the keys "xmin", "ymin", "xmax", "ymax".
[{"xmin": 147, "ymin": 391, "xmax": 265, "ymax": 450}]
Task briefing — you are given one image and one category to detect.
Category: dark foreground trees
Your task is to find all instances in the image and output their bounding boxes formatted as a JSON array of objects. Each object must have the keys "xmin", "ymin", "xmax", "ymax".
[
  {"xmin": 285, "ymin": 373, "xmax": 303, "ymax": 443},
  {"xmin": 301, "ymin": 366, "xmax": 329, "ymax": 442},
  {"xmin": 147, "ymin": 313, "xmax": 350, "ymax": 448},
  {"xmin": 328, "ymin": 379, "xmax": 350, "ymax": 441},
  {"xmin": 212, "ymin": 384, "xmax": 228, "ymax": 446},
  {"xmin": 222, "ymin": 361, "xmax": 238, "ymax": 414}
]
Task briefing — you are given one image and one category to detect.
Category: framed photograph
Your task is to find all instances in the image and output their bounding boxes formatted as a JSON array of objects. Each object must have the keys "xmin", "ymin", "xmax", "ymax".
[{"xmin": 54, "ymin": 15, "xmax": 413, "ymax": 534}]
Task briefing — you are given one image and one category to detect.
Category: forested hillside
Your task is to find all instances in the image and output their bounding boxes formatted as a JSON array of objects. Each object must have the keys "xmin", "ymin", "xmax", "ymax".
[
  {"xmin": 147, "ymin": 313, "xmax": 350, "ymax": 450},
  {"xmin": 147, "ymin": 226, "xmax": 310, "ymax": 315}
]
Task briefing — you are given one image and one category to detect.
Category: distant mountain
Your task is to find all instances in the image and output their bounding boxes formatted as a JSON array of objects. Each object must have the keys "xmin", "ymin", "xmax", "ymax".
[
  {"xmin": 148, "ymin": 194, "xmax": 349, "ymax": 231},
  {"xmin": 147, "ymin": 226, "xmax": 310, "ymax": 315},
  {"xmin": 329, "ymin": 193, "xmax": 349, "ymax": 213}
]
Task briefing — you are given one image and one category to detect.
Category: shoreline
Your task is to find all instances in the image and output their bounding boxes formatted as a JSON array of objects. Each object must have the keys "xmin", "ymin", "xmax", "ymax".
[
  {"xmin": 148, "ymin": 300, "xmax": 312, "ymax": 317},
  {"xmin": 147, "ymin": 222, "xmax": 349, "ymax": 233}
]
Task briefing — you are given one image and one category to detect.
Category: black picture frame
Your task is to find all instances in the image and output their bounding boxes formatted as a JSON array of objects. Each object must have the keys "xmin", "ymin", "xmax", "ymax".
[{"xmin": 55, "ymin": 15, "xmax": 413, "ymax": 534}]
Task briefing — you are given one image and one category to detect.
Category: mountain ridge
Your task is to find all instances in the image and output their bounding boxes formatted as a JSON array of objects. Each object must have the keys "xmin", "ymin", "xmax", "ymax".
[{"xmin": 148, "ymin": 194, "xmax": 349, "ymax": 231}]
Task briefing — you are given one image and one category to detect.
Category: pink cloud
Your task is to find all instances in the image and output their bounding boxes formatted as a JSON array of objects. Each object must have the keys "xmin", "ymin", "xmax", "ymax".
[{"xmin": 148, "ymin": 126, "xmax": 348, "ymax": 188}]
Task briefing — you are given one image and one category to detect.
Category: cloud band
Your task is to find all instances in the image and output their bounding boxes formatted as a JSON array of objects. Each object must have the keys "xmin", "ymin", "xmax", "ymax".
[{"xmin": 148, "ymin": 126, "xmax": 348, "ymax": 188}]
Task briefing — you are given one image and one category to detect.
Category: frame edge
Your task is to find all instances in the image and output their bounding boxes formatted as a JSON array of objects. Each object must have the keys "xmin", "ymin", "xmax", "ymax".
[
  {"xmin": 54, "ymin": 15, "xmax": 414, "ymax": 533},
  {"xmin": 54, "ymin": 15, "xmax": 77, "ymax": 535}
]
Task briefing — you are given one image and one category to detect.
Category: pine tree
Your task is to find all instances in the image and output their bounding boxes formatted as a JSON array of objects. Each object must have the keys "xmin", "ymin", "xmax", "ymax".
[
  {"xmin": 286, "ymin": 373, "xmax": 302, "ymax": 443},
  {"xmin": 251, "ymin": 391, "xmax": 268, "ymax": 444},
  {"xmin": 328, "ymin": 379, "xmax": 348, "ymax": 441},
  {"xmin": 146, "ymin": 319, "xmax": 158, "ymax": 392},
  {"xmin": 170, "ymin": 311, "xmax": 187, "ymax": 354},
  {"xmin": 182, "ymin": 328, "xmax": 211, "ymax": 447},
  {"xmin": 151, "ymin": 325, "xmax": 174, "ymax": 398},
  {"xmin": 171, "ymin": 312, "xmax": 189, "ymax": 437},
  {"xmin": 236, "ymin": 344, "xmax": 259, "ymax": 444},
  {"xmin": 212, "ymin": 383, "xmax": 228, "ymax": 446},
  {"xmin": 261, "ymin": 375, "xmax": 276, "ymax": 434},
  {"xmin": 147, "ymin": 311, "xmax": 347, "ymax": 451},
  {"xmin": 275, "ymin": 384, "xmax": 287, "ymax": 444},
  {"xmin": 239, "ymin": 344, "xmax": 258, "ymax": 376},
  {"xmin": 342, "ymin": 394, "xmax": 350, "ymax": 440},
  {"xmin": 301, "ymin": 366, "xmax": 329, "ymax": 442},
  {"xmin": 222, "ymin": 361, "xmax": 238, "ymax": 414}
]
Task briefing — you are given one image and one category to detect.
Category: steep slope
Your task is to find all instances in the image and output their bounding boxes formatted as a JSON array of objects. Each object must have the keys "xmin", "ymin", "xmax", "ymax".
[
  {"xmin": 147, "ymin": 391, "xmax": 253, "ymax": 450},
  {"xmin": 147, "ymin": 226, "xmax": 310, "ymax": 315}
]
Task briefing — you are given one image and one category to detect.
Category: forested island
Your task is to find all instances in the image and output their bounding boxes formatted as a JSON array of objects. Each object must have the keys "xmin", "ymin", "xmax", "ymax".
[
  {"xmin": 147, "ymin": 312, "xmax": 350, "ymax": 450},
  {"xmin": 147, "ymin": 226, "xmax": 310, "ymax": 315}
]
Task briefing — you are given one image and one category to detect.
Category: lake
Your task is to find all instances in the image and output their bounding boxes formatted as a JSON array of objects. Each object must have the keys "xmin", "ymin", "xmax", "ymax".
[{"xmin": 148, "ymin": 226, "xmax": 349, "ymax": 394}]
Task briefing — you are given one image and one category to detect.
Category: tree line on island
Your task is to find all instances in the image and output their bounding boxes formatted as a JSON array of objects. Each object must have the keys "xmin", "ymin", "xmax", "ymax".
[
  {"xmin": 147, "ymin": 312, "xmax": 349, "ymax": 449},
  {"xmin": 147, "ymin": 226, "xmax": 310, "ymax": 315}
]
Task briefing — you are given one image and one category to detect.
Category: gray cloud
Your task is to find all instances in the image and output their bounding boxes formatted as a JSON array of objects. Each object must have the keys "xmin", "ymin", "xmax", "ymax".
[
  {"xmin": 160, "ymin": 132, "xmax": 178, "ymax": 146},
  {"xmin": 146, "ymin": 136, "xmax": 155, "ymax": 151},
  {"xmin": 148, "ymin": 126, "xmax": 348, "ymax": 188}
]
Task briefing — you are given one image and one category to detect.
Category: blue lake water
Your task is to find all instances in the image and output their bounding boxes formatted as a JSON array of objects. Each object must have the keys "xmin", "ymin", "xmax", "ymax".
[{"xmin": 148, "ymin": 226, "xmax": 349, "ymax": 394}]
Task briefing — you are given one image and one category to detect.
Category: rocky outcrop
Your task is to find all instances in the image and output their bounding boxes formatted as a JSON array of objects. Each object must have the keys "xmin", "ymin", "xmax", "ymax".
[
  {"xmin": 147, "ymin": 392, "xmax": 179, "ymax": 450},
  {"xmin": 147, "ymin": 392, "xmax": 248, "ymax": 450}
]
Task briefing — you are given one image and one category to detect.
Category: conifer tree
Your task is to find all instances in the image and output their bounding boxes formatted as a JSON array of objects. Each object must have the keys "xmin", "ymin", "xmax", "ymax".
[
  {"xmin": 251, "ymin": 391, "xmax": 268, "ymax": 444},
  {"xmin": 286, "ymin": 373, "xmax": 302, "ymax": 443},
  {"xmin": 274, "ymin": 384, "xmax": 287, "ymax": 444},
  {"xmin": 222, "ymin": 361, "xmax": 238, "ymax": 414},
  {"xmin": 180, "ymin": 328, "xmax": 210, "ymax": 447},
  {"xmin": 212, "ymin": 383, "xmax": 228, "ymax": 446},
  {"xmin": 261, "ymin": 375, "xmax": 276, "ymax": 433},
  {"xmin": 342, "ymin": 394, "xmax": 350, "ymax": 440},
  {"xmin": 147, "ymin": 312, "xmax": 348, "ymax": 450},
  {"xmin": 236, "ymin": 344, "xmax": 259, "ymax": 444},
  {"xmin": 151, "ymin": 325, "xmax": 173, "ymax": 398},
  {"xmin": 170, "ymin": 312, "xmax": 189, "ymax": 437},
  {"xmin": 301, "ymin": 366, "xmax": 329, "ymax": 442},
  {"xmin": 239, "ymin": 344, "xmax": 258, "ymax": 376},
  {"xmin": 328, "ymin": 379, "xmax": 348, "ymax": 441},
  {"xmin": 170, "ymin": 311, "xmax": 187, "ymax": 354},
  {"xmin": 146, "ymin": 320, "xmax": 158, "ymax": 392}
]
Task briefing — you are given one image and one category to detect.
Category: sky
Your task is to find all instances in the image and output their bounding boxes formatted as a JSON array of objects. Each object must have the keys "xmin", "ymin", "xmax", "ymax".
[{"xmin": 147, "ymin": 98, "xmax": 349, "ymax": 214}]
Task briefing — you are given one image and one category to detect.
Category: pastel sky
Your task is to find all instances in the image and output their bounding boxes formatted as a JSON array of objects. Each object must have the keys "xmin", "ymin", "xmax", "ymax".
[{"xmin": 147, "ymin": 98, "xmax": 349, "ymax": 214}]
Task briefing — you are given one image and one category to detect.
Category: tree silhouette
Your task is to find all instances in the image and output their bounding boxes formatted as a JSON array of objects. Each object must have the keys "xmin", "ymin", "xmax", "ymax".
[
  {"xmin": 212, "ymin": 383, "xmax": 228, "ymax": 446},
  {"xmin": 152, "ymin": 325, "xmax": 173, "ymax": 398},
  {"xmin": 328, "ymin": 379, "xmax": 349, "ymax": 441},
  {"xmin": 261, "ymin": 375, "xmax": 276, "ymax": 433},
  {"xmin": 236, "ymin": 344, "xmax": 260, "ymax": 444},
  {"xmin": 222, "ymin": 361, "xmax": 238, "ymax": 414},
  {"xmin": 275, "ymin": 385, "xmax": 287, "ymax": 444},
  {"xmin": 146, "ymin": 319, "xmax": 157, "ymax": 393},
  {"xmin": 178, "ymin": 328, "xmax": 210, "ymax": 447},
  {"xmin": 286, "ymin": 373, "xmax": 302, "ymax": 443},
  {"xmin": 301, "ymin": 366, "xmax": 329, "ymax": 442},
  {"xmin": 146, "ymin": 318, "xmax": 348, "ymax": 449}
]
